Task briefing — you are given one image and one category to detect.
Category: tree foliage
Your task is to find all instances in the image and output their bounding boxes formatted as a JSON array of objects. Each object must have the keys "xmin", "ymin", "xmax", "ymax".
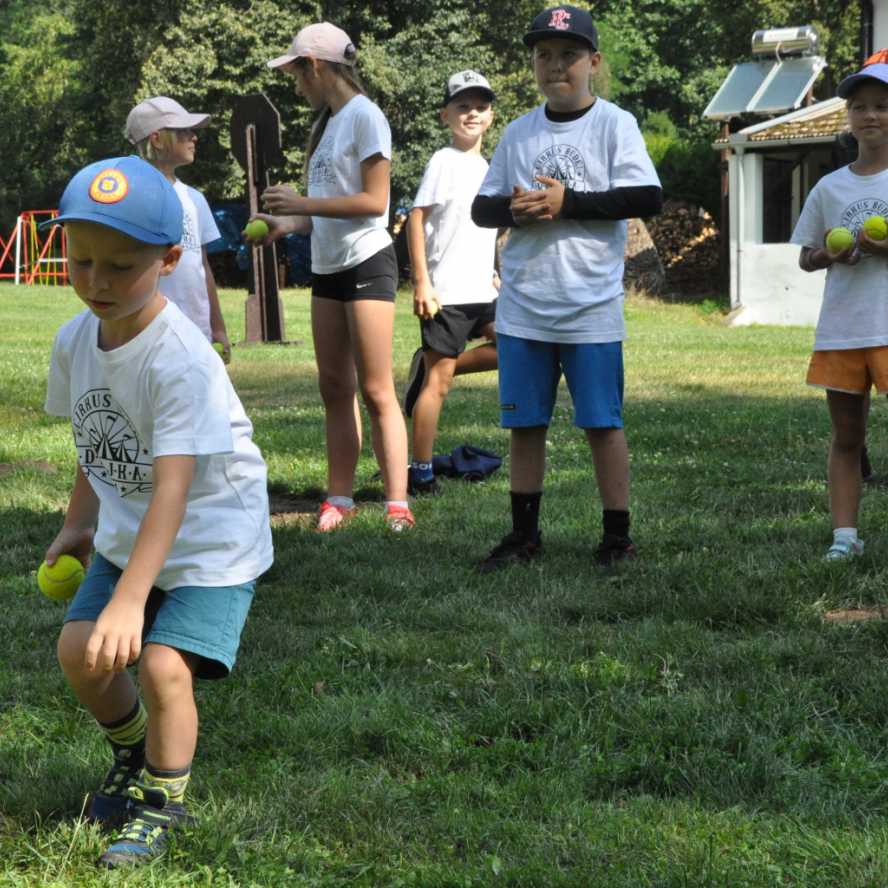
[{"xmin": 0, "ymin": 0, "xmax": 863, "ymax": 232}]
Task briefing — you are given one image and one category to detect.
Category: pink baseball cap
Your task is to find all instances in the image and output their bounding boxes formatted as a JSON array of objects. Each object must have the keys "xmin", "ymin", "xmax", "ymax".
[
  {"xmin": 267, "ymin": 22, "xmax": 357, "ymax": 69},
  {"xmin": 124, "ymin": 96, "xmax": 210, "ymax": 144}
]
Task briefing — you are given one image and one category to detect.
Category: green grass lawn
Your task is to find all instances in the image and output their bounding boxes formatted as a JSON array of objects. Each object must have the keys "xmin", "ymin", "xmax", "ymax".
[{"xmin": 4, "ymin": 282, "xmax": 888, "ymax": 887}]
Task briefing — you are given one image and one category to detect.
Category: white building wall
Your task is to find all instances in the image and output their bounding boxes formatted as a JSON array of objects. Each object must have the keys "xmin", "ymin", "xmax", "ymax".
[
  {"xmin": 874, "ymin": 0, "xmax": 888, "ymax": 53},
  {"xmin": 727, "ymin": 150, "xmax": 823, "ymax": 327}
]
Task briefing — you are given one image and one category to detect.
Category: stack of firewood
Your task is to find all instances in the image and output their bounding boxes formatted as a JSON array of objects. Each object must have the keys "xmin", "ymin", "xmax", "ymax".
[{"xmin": 645, "ymin": 200, "xmax": 721, "ymax": 295}]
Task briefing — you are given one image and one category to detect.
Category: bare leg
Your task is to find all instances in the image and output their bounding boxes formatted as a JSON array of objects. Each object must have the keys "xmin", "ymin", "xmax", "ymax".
[
  {"xmin": 510, "ymin": 426, "xmax": 548, "ymax": 492},
  {"xmin": 411, "ymin": 352, "xmax": 457, "ymax": 462},
  {"xmin": 139, "ymin": 645, "xmax": 198, "ymax": 772},
  {"xmin": 58, "ymin": 621, "xmax": 139, "ymax": 723},
  {"xmin": 827, "ymin": 390, "xmax": 867, "ymax": 528},
  {"xmin": 453, "ymin": 327, "xmax": 497, "ymax": 377},
  {"xmin": 312, "ymin": 297, "xmax": 361, "ymax": 498},
  {"xmin": 585, "ymin": 427, "xmax": 630, "ymax": 510},
  {"xmin": 347, "ymin": 300, "xmax": 409, "ymax": 502}
]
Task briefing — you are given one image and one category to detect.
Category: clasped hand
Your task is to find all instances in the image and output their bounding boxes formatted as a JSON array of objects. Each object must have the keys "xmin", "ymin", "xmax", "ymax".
[{"xmin": 510, "ymin": 176, "xmax": 565, "ymax": 226}]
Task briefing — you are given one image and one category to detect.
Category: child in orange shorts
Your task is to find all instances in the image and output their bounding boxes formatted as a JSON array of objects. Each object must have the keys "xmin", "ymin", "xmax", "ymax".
[{"xmin": 791, "ymin": 61, "xmax": 888, "ymax": 559}]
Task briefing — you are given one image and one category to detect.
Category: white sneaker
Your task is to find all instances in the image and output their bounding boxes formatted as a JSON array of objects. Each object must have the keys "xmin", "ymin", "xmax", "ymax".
[{"xmin": 825, "ymin": 538, "xmax": 864, "ymax": 561}]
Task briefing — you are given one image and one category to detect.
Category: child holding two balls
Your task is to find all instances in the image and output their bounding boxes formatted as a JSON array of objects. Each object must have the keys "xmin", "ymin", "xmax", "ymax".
[{"xmin": 792, "ymin": 62, "xmax": 888, "ymax": 560}]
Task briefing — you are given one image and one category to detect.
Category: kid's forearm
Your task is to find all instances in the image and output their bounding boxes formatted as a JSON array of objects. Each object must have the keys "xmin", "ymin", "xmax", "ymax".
[
  {"xmin": 799, "ymin": 247, "xmax": 832, "ymax": 272},
  {"xmin": 112, "ymin": 457, "xmax": 194, "ymax": 605},
  {"xmin": 65, "ymin": 462, "xmax": 100, "ymax": 529},
  {"xmin": 406, "ymin": 209, "xmax": 431, "ymax": 284},
  {"xmin": 561, "ymin": 185, "xmax": 663, "ymax": 220},
  {"xmin": 472, "ymin": 195, "xmax": 515, "ymax": 229},
  {"xmin": 203, "ymin": 254, "xmax": 226, "ymax": 336},
  {"xmin": 297, "ymin": 192, "xmax": 388, "ymax": 219}
]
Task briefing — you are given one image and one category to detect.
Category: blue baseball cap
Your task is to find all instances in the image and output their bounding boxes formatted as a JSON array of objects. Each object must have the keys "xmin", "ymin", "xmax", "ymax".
[
  {"xmin": 47, "ymin": 156, "xmax": 183, "ymax": 245},
  {"xmin": 523, "ymin": 6, "xmax": 599, "ymax": 50},
  {"xmin": 837, "ymin": 63, "xmax": 888, "ymax": 99}
]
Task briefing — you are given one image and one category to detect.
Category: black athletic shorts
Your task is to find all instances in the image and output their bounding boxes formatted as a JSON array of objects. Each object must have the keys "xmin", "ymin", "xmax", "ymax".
[
  {"xmin": 420, "ymin": 301, "xmax": 496, "ymax": 357},
  {"xmin": 312, "ymin": 244, "xmax": 397, "ymax": 302}
]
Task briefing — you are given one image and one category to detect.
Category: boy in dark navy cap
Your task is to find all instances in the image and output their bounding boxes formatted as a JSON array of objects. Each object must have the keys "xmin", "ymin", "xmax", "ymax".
[
  {"xmin": 472, "ymin": 6, "xmax": 663, "ymax": 572},
  {"xmin": 42, "ymin": 156, "xmax": 273, "ymax": 866}
]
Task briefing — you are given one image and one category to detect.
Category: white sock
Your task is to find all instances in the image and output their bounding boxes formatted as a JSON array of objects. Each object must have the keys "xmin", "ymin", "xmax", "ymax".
[
  {"xmin": 833, "ymin": 527, "xmax": 858, "ymax": 544},
  {"xmin": 386, "ymin": 500, "xmax": 409, "ymax": 510},
  {"xmin": 328, "ymin": 495, "xmax": 354, "ymax": 509}
]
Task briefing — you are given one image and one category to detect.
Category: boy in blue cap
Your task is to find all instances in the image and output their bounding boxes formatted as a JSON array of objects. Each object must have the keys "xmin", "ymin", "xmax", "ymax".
[
  {"xmin": 472, "ymin": 5, "xmax": 662, "ymax": 571},
  {"xmin": 42, "ymin": 156, "xmax": 273, "ymax": 866}
]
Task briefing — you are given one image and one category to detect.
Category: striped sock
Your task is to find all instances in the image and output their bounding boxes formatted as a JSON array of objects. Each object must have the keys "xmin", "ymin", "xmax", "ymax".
[
  {"xmin": 142, "ymin": 762, "xmax": 191, "ymax": 805},
  {"xmin": 100, "ymin": 699, "xmax": 147, "ymax": 751}
]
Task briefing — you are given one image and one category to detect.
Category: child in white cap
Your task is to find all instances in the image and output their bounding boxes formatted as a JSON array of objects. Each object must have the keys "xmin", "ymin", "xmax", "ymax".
[
  {"xmin": 404, "ymin": 70, "xmax": 500, "ymax": 496},
  {"xmin": 125, "ymin": 96, "xmax": 231, "ymax": 362},
  {"xmin": 256, "ymin": 22, "xmax": 414, "ymax": 532}
]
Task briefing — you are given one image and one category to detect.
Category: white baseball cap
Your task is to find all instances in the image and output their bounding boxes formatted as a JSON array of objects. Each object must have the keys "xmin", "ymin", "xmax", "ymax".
[
  {"xmin": 124, "ymin": 96, "xmax": 210, "ymax": 144},
  {"xmin": 267, "ymin": 22, "xmax": 357, "ymax": 69}
]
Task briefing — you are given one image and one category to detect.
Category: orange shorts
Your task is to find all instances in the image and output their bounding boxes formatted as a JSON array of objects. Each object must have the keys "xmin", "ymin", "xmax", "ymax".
[{"xmin": 807, "ymin": 347, "xmax": 888, "ymax": 394}]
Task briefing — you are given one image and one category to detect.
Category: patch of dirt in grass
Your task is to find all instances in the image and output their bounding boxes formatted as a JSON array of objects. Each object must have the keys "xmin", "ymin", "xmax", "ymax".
[
  {"xmin": 268, "ymin": 493, "xmax": 317, "ymax": 528},
  {"xmin": 0, "ymin": 460, "xmax": 57, "ymax": 477},
  {"xmin": 824, "ymin": 607, "xmax": 888, "ymax": 623}
]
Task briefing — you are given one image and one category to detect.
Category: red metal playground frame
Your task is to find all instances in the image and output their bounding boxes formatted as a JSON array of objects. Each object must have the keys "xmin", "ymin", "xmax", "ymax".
[{"xmin": 0, "ymin": 210, "xmax": 68, "ymax": 285}]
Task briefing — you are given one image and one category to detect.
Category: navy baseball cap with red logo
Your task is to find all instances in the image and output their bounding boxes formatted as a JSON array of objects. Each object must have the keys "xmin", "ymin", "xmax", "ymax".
[{"xmin": 523, "ymin": 6, "xmax": 599, "ymax": 50}]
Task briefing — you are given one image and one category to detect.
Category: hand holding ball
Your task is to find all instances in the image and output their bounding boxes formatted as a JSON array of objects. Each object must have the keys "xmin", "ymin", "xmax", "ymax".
[
  {"xmin": 37, "ymin": 555, "xmax": 84, "ymax": 601},
  {"xmin": 825, "ymin": 227, "xmax": 854, "ymax": 255},
  {"xmin": 863, "ymin": 215, "xmax": 888, "ymax": 241},
  {"xmin": 245, "ymin": 219, "xmax": 269, "ymax": 242}
]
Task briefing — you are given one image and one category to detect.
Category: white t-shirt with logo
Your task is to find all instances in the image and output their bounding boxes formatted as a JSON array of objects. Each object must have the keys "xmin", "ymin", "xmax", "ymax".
[
  {"xmin": 45, "ymin": 302, "xmax": 274, "ymax": 590},
  {"xmin": 157, "ymin": 180, "xmax": 220, "ymax": 340},
  {"xmin": 412, "ymin": 146, "xmax": 497, "ymax": 306},
  {"xmin": 790, "ymin": 165, "xmax": 888, "ymax": 350},
  {"xmin": 479, "ymin": 99, "xmax": 660, "ymax": 343},
  {"xmin": 308, "ymin": 94, "xmax": 392, "ymax": 274}
]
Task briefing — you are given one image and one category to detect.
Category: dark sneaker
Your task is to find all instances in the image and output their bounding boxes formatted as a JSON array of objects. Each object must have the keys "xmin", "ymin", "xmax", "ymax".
[
  {"xmin": 477, "ymin": 531, "xmax": 542, "ymax": 574},
  {"xmin": 408, "ymin": 469, "xmax": 440, "ymax": 496},
  {"xmin": 99, "ymin": 784, "xmax": 192, "ymax": 868},
  {"xmin": 403, "ymin": 348, "xmax": 426, "ymax": 418},
  {"xmin": 594, "ymin": 534, "xmax": 637, "ymax": 567},
  {"xmin": 88, "ymin": 743, "xmax": 144, "ymax": 827}
]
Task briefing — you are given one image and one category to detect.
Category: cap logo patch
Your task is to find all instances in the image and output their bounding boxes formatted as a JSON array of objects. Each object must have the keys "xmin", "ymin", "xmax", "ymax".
[
  {"xmin": 549, "ymin": 9, "xmax": 571, "ymax": 29},
  {"xmin": 88, "ymin": 169, "xmax": 129, "ymax": 205}
]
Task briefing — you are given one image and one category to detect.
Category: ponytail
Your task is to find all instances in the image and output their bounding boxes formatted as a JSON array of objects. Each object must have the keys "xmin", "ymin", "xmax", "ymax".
[{"xmin": 303, "ymin": 60, "xmax": 367, "ymax": 179}]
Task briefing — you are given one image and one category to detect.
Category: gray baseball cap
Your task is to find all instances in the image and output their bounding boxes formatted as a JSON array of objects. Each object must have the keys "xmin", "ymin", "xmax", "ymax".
[
  {"xmin": 442, "ymin": 70, "xmax": 495, "ymax": 106},
  {"xmin": 124, "ymin": 96, "xmax": 211, "ymax": 144}
]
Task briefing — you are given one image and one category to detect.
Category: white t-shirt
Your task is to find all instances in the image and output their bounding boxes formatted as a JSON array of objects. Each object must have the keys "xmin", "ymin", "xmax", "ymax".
[
  {"xmin": 45, "ymin": 302, "xmax": 274, "ymax": 590},
  {"xmin": 790, "ymin": 165, "xmax": 888, "ymax": 351},
  {"xmin": 412, "ymin": 146, "xmax": 497, "ymax": 306},
  {"xmin": 308, "ymin": 94, "xmax": 392, "ymax": 274},
  {"xmin": 479, "ymin": 99, "xmax": 660, "ymax": 343},
  {"xmin": 158, "ymin": 180, "xmax": 220, "ymax": 340}
]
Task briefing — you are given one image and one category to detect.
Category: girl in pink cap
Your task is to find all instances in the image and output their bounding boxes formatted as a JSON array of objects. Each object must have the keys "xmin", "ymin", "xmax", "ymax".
[{"xmin": 256, "ymin": 22, "xmax": 413, "ymax": 533}]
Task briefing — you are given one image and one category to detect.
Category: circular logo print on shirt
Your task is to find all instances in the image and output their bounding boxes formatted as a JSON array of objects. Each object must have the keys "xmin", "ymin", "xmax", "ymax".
[
  {"xmin": 532, "ymin": 145, "xmax": 586, "ymax": 191},
  {"xmin": 88, "ymin": 169, "xmax": 129, "ymax": 204}
]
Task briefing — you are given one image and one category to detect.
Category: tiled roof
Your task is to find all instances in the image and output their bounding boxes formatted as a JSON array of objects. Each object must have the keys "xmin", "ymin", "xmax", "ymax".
[{"xmin": 713, "ymin": 97, "xmax": 848, "ymax": 146}]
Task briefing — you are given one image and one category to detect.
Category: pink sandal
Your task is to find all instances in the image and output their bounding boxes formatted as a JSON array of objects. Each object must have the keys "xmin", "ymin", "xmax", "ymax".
[
  {"xmin": 317, "ymin": 500, "xmax": 357, "ymax": 533},
  {"xmin": 385, "ymin": 504, "xmax": 415, "ymax": 533}
]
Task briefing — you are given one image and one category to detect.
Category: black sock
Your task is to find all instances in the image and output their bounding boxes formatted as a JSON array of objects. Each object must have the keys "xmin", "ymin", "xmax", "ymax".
[
  {"xmin": 511, "ymin": 491, "xmax": 542, "ymax": 539},
  {"xmin": 603, "ymin": 509, "xmax": 630, "ymax": 539}
]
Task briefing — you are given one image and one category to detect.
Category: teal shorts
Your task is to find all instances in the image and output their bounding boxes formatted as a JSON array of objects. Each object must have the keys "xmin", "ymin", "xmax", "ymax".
[{"xmin": 64, "ymin": 553, "xmax": 256, "ymax": 680}]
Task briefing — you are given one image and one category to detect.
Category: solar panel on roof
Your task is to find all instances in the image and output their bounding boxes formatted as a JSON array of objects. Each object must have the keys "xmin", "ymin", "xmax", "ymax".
[
  {"xmin": 703, "ymin": 56, "xmax": 826, "ymax": 120},
  {"xmin": 748, "ymin": 57, "xmax": 825, "ymax": 114},
  {"xmin": 703, "ymin": 61, "xmax": 775, "ymax": 120}
]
